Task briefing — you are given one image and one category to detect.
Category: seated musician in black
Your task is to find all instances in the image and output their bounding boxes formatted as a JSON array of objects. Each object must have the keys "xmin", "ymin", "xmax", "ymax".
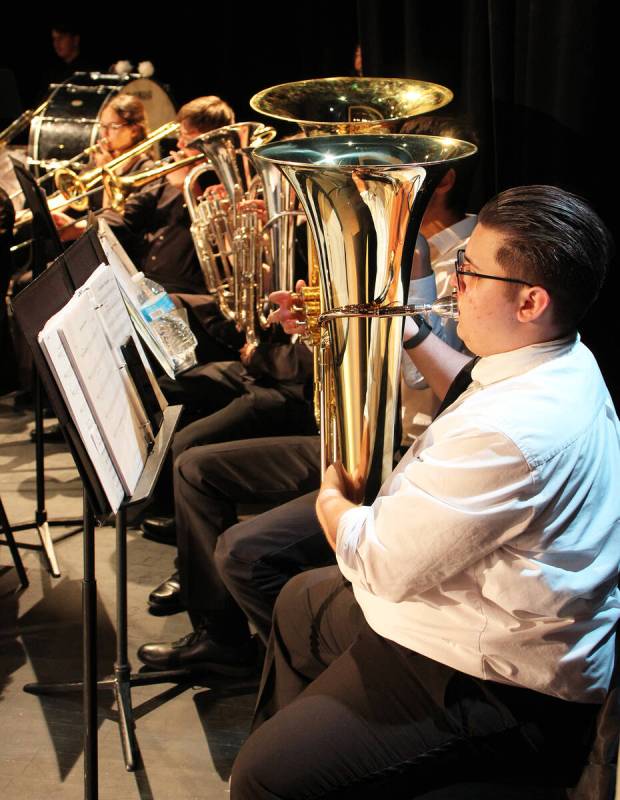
[{"xmin": 55, "ymin": 96, "xmax": 234, "ymax": 297}]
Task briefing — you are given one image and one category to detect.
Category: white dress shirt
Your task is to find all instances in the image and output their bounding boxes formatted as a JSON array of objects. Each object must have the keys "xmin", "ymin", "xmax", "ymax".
[{"xmin": 337, "ymin": 335, "xmax": 620, "ymax": 703}]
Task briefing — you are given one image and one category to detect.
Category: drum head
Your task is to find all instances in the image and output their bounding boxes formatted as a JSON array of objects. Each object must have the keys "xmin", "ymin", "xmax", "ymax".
[
  {"xmin": 28, "ymin": 73, "xmax": 176, "ymax": 177},
  {"xmin": 121, "ymin": 78, "xmax": 176, "ymax": 133}
]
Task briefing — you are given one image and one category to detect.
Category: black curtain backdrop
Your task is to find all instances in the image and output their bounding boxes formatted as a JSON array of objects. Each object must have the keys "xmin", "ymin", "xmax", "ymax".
[
  {"xmin": 358, "ymin": 0, "xmax": 617, "ymax": 399},
  {"xmin": 2, "ymin": 1, "xmax": 616, "ymax": 397}
]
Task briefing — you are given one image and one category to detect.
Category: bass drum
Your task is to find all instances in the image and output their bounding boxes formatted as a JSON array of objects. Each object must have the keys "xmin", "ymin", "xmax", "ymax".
[{"xmin": 28, "ymin": 72, "xmax": 176, "ymax": 178}]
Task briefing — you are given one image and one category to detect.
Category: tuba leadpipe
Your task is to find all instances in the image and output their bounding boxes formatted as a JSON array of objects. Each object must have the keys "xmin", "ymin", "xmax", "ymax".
[{"xmin": 253, "ymin": 134, "xmax": 477, "ymax": 502}]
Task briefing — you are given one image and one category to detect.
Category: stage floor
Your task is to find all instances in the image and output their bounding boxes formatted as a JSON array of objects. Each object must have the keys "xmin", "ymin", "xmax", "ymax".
[{"xmin": 0, "ymin": 392, "xmax": 256, "ymax": 799}]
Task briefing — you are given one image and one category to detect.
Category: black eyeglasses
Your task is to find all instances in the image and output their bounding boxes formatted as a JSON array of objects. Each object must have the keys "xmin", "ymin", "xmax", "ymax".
[{"xmin": 454, "ymin": 249, "xmax": 534, "ymax": 292}]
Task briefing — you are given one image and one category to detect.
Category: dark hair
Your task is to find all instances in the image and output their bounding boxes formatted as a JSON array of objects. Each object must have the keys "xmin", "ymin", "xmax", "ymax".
[
  {"xmin": 107, "ymin": 94, "xmax": 148, "ymax": 140},
  {"xmin": 399, "ymin": 115, "xmax": 479, "ymax": 215},
  {"xmin": 177, "ymin": 96, "xmax": 235, "ymax": 133},
  {"xmin": 478, "ymin": 185, "xmax": 614, "ymax": 329},
  {"xmin": 50, "ymin": 23, "xmax": 80, "ymax": 36}
]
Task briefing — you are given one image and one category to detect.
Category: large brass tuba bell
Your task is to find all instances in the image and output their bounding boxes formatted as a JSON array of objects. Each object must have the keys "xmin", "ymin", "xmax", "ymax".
[
  {"xmin": 250, "ymin": 76, "xmax": 454, "ymax": 136},
  {"xmin": 250, "ymin": 76, "xmax": 458, "ymax": 425},
  {"xmin": 253, "ymin": 134, "xmax": 477, "ymax": 502}
]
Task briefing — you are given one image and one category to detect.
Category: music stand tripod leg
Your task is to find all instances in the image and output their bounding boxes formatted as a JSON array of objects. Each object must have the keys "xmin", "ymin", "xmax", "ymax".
[
  {"xmin": 82, "ymin": 491, "xmax": 99, "ymax": 799},
  {"xmin": 34, "ymin": 370, "xmax": 61, "ymax": 577},
  {"xmin": 0, "ymin": 497, "xmax": 29, "ymax": 588},
  {"xmin": 113, "ymin": 506, "xmax": 139, "ymax": 771}
]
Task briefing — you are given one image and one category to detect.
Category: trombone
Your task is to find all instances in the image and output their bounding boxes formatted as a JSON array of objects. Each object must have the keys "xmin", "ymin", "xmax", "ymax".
[
  {"xmin": 102, "ymin": 151, "xmax": 208, "ymax": 212},
  {"xmin": 0, "ymin": 99, "xmax": 49, "ymax": 149},
  {"xmin": 13, "ymin": 121, "xmax": 181, "ymax": 229},
  {"xmin": 51, "ymin": 120, "xmax": 180, "ymax": 212}
]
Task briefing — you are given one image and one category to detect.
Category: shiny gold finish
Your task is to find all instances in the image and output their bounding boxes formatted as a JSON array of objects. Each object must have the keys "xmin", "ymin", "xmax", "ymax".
[
  {"xmin": 253, "ymin": 134, "xmax": 477, "ymax": 501},
  {"xmin": 13, "ymin": 121, "xmax": 181, "ymax": 229},
  {"xmin": 250, "ymin": 77, "xmax": 453, "ymax": 136},
  {"xmin": 187, "ymin": 122, "xmax": 279, "ymax": 345},
  {"xmin": 14, "ymin": 184, "xmax": 101, "ymax": 230},
  {"xmin": 250, "ymin": 75, "xmax": 455, "ymax": 429},
  {"xmin": 52, "ymin": 121, "xmax": 180, "ymax": 212},
  {"xmin": 102, "ymin": 152, "xmax": 206, "ymax": 212}
]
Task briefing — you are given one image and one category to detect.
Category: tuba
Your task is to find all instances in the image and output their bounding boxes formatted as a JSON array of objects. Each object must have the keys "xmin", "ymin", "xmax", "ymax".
[
  {"xmin": 253, "ymin": 134, "xmax": 477, "ymax": 502},
  {"xmin": 186, "ymin": 122, "xmax": 277, "ymax": 344},
  {"xmin": 250, "ymin": 76, "xmax": 453, "ymax": 136},
  {"xmin": 250, "ymin": 76, "xmax": 457, "ymax": 429}
]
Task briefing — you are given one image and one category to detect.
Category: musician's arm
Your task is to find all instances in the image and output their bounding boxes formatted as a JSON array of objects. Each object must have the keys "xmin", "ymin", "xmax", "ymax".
[
  {"xmin": 403, "ymin": 326, "xmax": 470, "ymax": 403},
  {"xmin": 316, "ymin": 465, "xmax": 358, "ymax": 552},
  {"xmin": 51, "ymin": 212, "xmax": 86, "ymax": 241}
]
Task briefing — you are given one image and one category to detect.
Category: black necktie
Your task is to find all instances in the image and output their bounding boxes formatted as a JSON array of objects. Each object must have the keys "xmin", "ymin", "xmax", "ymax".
[{"xmin": 434, "ymin": 357, "xmax": 479, "ymax": 418}]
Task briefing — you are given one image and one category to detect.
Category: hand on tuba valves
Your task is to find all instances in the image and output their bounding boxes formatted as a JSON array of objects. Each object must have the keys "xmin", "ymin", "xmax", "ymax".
[{"xmin": 267, "ymin": 279, "xmax": 309, "ymax": 336}]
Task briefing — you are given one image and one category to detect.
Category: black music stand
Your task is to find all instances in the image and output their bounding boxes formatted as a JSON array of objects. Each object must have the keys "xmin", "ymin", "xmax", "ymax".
[
  {"xmin": 7, "ymin": 157, "xmax": 79, "ymax": 577},
  {"xmin": 0, "ymin": 496, "xmax": 29, "ymax": 589},
  {"xmin": 12, "ymin": 235, "xmax": 198, "ymax": 799}
]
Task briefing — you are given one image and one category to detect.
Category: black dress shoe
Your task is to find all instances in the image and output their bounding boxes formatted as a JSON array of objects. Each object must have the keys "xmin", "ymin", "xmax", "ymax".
[
  {"xmin": 137, "ymin": 628, "xmax": 258, "ymax": 676},
  {"xmin": 141, "ymin": 516, "xmax": 176, "ymax": 545},
  {"xmin": 148, "ymin": 571, "xmax": 184, "ymax": 615}
]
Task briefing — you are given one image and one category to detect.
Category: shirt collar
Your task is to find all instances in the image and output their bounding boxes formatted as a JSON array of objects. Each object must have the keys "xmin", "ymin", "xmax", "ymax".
[
  {"xmin": 428, "ymin": 214, "xmax": 477, "ymax": 258},
  {"xmin": 471, "ymin": 333, "xmax": 579, "ymax": 387}
]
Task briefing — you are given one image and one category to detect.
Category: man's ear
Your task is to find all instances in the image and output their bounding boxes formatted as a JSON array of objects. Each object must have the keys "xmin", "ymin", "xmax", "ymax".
[
  {"xmin": 435, "ymin": 168, "xmax": 456, "ymax": 197},
  {"xmin": 516, "ymin": 285, "xmax": 552, "ymax": 323}
]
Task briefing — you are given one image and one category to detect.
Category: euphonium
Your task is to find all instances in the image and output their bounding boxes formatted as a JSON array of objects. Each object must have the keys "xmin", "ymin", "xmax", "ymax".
[
  {"xmin": 187, "ymin": 122, "xmax": 277, "ymax": 344},
  {"xmin": 253, "ymin": 134, "xmax": 477, "ymax": 502},
  {"xmin": 184, "ymin": 171, "xmax": 237, "ymax": 319}
]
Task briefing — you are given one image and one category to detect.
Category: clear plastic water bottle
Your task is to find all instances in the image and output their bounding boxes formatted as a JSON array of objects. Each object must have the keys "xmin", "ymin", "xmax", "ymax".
[{"xmin": 131, "ymin": 272, "xmax": 198, "ymax": 372}]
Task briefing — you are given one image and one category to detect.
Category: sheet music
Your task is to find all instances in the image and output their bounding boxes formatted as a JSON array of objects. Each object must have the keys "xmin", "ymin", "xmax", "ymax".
[
  {"xmin": 56, "ymin": 290, "xmax": 147, "ymax": 495},
  {"xmin": 83, "ymin": 264, "xmax": 167, "ymax": 424},
  {"xmin": 97, "ymin": 217, "xmax": 138, "ymax": 287},
  {"xmin": 38, "ymin": 319, "xmax": 125, "ymax": 512},
  {"xmin": 97, "ymin": 220, "xmax": 177, "ymax": 379}
]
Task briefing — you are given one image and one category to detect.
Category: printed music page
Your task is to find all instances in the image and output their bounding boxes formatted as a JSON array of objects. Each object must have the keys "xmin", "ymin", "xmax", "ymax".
[
  {"xmin": 97, "ymin": 219, "xmax": 176, "ymax": 379},
  {"xmin": 82, "ymin": 264, "xmax": 167, "ymax": 422},
  {"xmin": 55, "ymin": 290, "xmax": 148, "ymax": 496},
  {"xmin": 38, "ymin": 312, "xmax": 125, "ymax": 512}
]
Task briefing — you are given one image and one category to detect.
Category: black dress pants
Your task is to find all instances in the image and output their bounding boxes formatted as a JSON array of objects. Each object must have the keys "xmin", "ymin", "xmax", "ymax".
[
  {"xmin": 215, "ymin": 490, "xmax": 335, "ymax": 644},
  {"xmin": 175, "ymin": 437, "xmax": 322, "ymax": 628},
  {"xmin": 231, "ymin": 566, "xmax": 599, "ymax": 800},
  {"xmin": 149, "ymin": 359, "xmax": 316, "ymax": 514}
]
